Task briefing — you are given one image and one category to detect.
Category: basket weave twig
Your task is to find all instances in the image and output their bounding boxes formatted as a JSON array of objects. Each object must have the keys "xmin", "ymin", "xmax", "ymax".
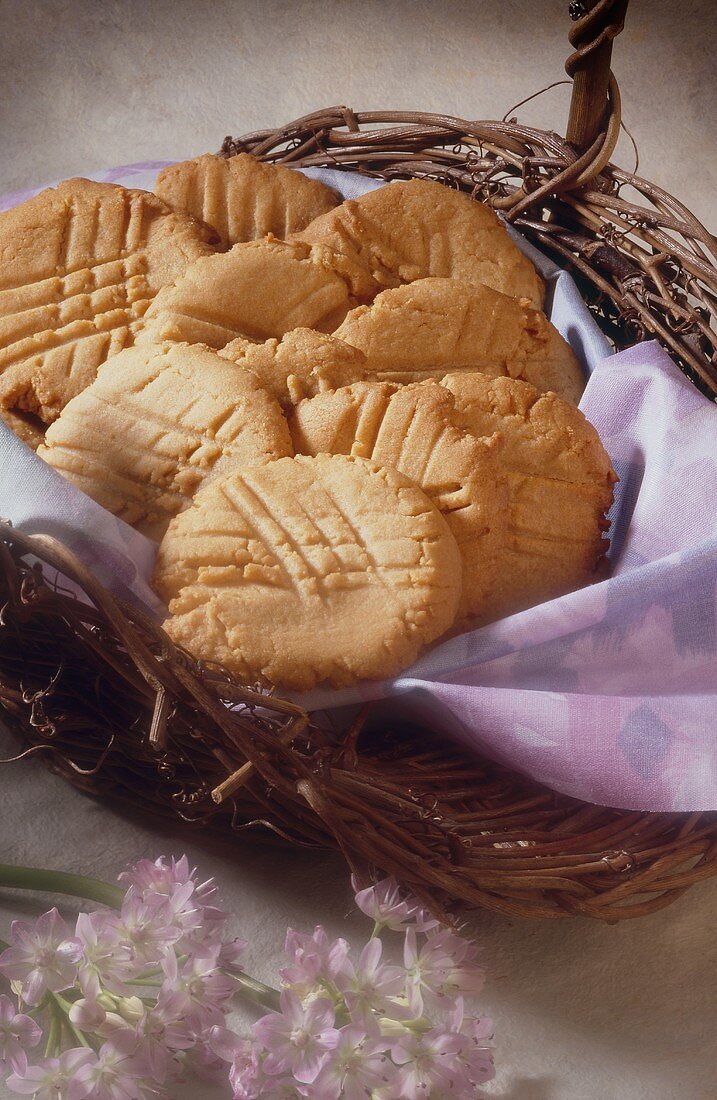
[{"xmin": 2, "ymin": 0, "xmax": 716, "ymax": 921}]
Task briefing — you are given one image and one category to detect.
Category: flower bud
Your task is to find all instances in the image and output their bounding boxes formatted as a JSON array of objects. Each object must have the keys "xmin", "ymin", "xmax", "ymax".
[
  {"xmin": 377, "ymin": 1015, "xmax": 412, "ymax": 1038},
  {"xmin": 117, "ymin": 995, "xmax": 144, "ymax": 1023},
  {"xmin": 98, "ymin": 1011, "xmax": 127, "ymax": 1035},
  {"xmin": 70, "ymin": 997, "xmax": 106, "ymax": 1029}
]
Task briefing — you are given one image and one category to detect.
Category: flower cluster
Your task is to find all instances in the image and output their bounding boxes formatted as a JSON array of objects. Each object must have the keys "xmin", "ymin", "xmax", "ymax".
[
  {"xmin": 0, "ymin": 856, "xmax": 247, "ymax": 1098},
  {"xmin": 0, "ymin": 861, "xmax": 494, "ymax": 1099},
  {"xmin": 219, "ymin": 877, "xmax": 494, "ymax": 1099}
]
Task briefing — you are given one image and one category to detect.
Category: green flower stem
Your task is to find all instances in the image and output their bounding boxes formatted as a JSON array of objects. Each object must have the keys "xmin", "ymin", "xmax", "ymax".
[
  {"xmin": 316, "ymin": 977, "xmax": 350, "ymax": 1025},
  {"xmin": 318, "ymin": 977, "xmax": 342, "ymax": 1003},
  {"xmin": 230, "ymin": 969, "xmax": 281, "ymax": 1012},
  {"xmin": 56, "ymin": 1011, "xmax": 71, "ymax": 1055},
  {"xmin": 0, "ymin": 865, "xmax": 123, "ymax": 909},
  {"xmin": 135, "ymin": 967, "xmax": 164, "ymax": 981},
  {"xmin": 44, "ymin": 1005, "xmax": 59, "ymax": 1058},
  {"xmin": 51, "ymin": 993, "xmax": 75, "ymax": 1015},
  {"xmin": 49, "ymin": 1007, "xmax": 65, "ymax": 1056},
  {"xmin": 51, "ymin": 993, "xmax": 95, "ymax": 1050}
]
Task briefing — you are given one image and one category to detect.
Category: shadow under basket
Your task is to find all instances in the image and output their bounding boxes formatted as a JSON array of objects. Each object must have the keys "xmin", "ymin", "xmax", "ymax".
[{"xmin": 3, "ymin": 4, "xmax": 717, "ymax": 922}]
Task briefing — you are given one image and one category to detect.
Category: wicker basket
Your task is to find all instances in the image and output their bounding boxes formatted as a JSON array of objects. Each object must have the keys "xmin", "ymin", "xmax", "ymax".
[{"xmin": 2, "ymin": 0, "xmax": 716, "ymax": 922}]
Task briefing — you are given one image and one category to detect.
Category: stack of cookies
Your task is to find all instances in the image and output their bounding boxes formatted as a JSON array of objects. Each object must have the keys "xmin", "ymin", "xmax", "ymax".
[{"xmin": 0, "ymin": 154, "xmax": 616, "ymax": 691}]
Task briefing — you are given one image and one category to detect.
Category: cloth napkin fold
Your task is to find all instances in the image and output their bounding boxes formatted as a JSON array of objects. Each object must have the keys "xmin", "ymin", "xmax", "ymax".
[{"xmin": 1, "ymin": 163, "xmax": 715, "ymax": 812}]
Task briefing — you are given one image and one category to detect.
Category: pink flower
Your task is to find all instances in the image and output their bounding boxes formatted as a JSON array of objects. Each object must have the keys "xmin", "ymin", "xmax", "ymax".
[
  {"xmin": 0, "ymin": 909, "xmax": 82, "ymax": 1006},
  {"xmin": 404, "ymin": 927, "xmax": 484, "ymax": 1004},
  {"xmin": 0, "ymin": 996, "xmax": 42, "ymax": 1074},
  {"xmin": 335, "ymin": 938, "xmax": 404, "ymax": 1024},
  {"xmin": 352, "ymin": 878, "xmax": 438, "ymax": 933},
  {"xmin": 254, "ymin": 990, "xmax": 339, "ymax": 1084},
  {"xmin": 448, "ymin": 1000, "xmax": 495, "ymax": 1088},
  {"xmin": 131, "ymin": 1005, "xmax": 194, "ymax": 1084},
  {"xmin": 119, "ymin": 856, "xmax": 227, "ymax": 945},
  {"xmin": 280, "ymin": 926, "xmax": 350, "ymax": 992},
  {"xmin": 157, "ymin": 946, "xmax": 234, "ymax": 1032},
  {"xmin": 113, "ymin": 891, "xmax": 180, "ymax": 968},
  {"xmin": 74, "ymin": 912, "xmax": 134, "ymax": 999},
  {"xmin": 66, "ymin": 1032, "xmax": 150, "ymax": 1100},
  {"xmin": 458, "ymin": 1031, "xmax": 495, "ymax": 1089},
  {"xmin": 181, "ymin": 1030, "xmax": 232, "ymax": 1084},
  {"xmin": 217, "ymin": 936, "xmax": 248, "ymax": 974},
  {"xmin": 390, "ymin": 1024, "xmax": 465, "ymax": 1097},
  {"xmin": 312, "ymin": 1024, "xmax": 392, "ymax": 1100},
  {"xmin": 225, "ymin": 1039, "xmax": 263, "ymax": 1099},
  {"xmin": 6, "ymin": 1048, "xmax": 94, "ymax": 1099},
  {"xmin": 0, "ymin": 855, "xmax": 496, "ymax": 1100},
  {"xmin": 119, "ymin": 856, "xmax": 202, "ymax": 899}
]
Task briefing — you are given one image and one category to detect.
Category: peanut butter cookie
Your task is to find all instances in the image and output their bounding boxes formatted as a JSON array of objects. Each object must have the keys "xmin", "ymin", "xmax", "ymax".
[
  {"xmin": 155, "ymin": 153, "xmax": 339, "ymax": 249},
  {"xmin": 138, "ymin": 236, "xmax": 357, "ymax": 350},
  {"xmin": 39, "ymin": 342, "xmax": 292, "ymax": 539},
  {"xmin": 290, "ymin": 379, "xmax": 509, "ymax": 621},
  {"xmin": 153, "ymin": 453, "xmax": 462, "ymax": 690},
  {"xmin": 220, "ymin": 327, "xmax": 367, "ymax": 408},
  {"xmin": 0, "ymin": 178, "xmax": 216, "ymax": 423},
  {"xmin": 334, "ymin": 278, "xmax": 585, "ymax": 405},
  {"xmin": 296, "ymin": 177, "xmax": 544, "ymax": 307},
  {"xmin": 442, "ymin": 372, "xmax": 616, "ymax": 622}
]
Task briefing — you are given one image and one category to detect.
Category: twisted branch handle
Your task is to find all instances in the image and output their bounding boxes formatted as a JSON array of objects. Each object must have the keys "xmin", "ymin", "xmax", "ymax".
[{"xmin": 566, "ymin": 0, "xmax": 629, "ymax": 153}]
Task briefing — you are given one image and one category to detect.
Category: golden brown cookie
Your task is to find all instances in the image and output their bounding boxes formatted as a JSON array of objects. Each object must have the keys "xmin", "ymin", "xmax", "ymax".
[
  {"xmin": 290, "ymin": 379, "xmax": 508, "ymax": 621},
  {"xmin": 296, "ymin": 177, "xmax": 544, "ymax": 307},
  {"xmin": 0, "ymin": 178, "xmax": 216, "ymax": 424},
  {"xmin": 442, "ymin": 372, "xmax": 616, "ymax": 623},
  {"xmin": 38, "ymin": 342, "xmax": 292, "ymax": 540},
  {"xmin": 334, "ymin": 278, "xmax": 585, "ymax": 405},
  {"xmin": 0, "ymin": 408, "xmax": 45, "ymax": 451},
  {"xmin": 155, "ymin": 153, "xmax": 339, "ymax": 249},
  {"xmin": 219, "ymin": 327, "xmax": 367, "ymax": 408},
  {"xmin": 138, "ymin": 236, "xmax": 356, "ymax": 350},
  {"xmin": 153, "ymin": 453, "xmax": 462, "ymax": 690}
]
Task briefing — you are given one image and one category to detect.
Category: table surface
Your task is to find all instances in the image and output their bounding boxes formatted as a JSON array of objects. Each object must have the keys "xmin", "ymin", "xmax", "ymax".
[{"xmin": 1, "ymin": 3, "xmax": 716, "ymax": 1098}]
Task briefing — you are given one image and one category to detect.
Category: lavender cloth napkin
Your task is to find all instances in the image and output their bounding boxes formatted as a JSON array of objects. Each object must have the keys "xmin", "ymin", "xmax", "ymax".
[{"xmin": 1, "ymin": 163, "xmax": 715, "ymax": 812}]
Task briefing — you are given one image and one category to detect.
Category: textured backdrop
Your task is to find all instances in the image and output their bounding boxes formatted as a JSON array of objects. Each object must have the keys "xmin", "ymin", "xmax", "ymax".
[{"xmin": 1, "ymin": 0, "xmax": 715, "ymax": 225}]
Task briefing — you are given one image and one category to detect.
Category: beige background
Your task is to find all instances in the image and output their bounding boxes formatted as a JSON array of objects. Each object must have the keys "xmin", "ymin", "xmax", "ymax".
[
  {"xmin": 1, "ymin": 2, "xmax": 716, "ymax": 1098},
  {"xmin": 1, "ymin": 0, "xmax": 716, "ymax": 226}
]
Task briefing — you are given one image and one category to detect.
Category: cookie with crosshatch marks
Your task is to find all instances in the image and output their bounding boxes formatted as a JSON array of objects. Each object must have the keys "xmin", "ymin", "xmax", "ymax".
[
  {"xmin": 153, "ymin": 453, "xmax": 462, "ymax": 691},
  {"xmin": 38, "ymin": 342, "xmax": 293, "ymax": 540},
  {"xmin": 138, "ymin": 236, "xmax": 358, "ymax": 350},
  {"xmin": 441, "ymin": 371, "xmax": 616, "ymax": 622},
  {"xmin": 0, "ymin": 178, "xmax": 216, "ymax": 424},
  {"xmin": 289, "ymin": 379, "xmax": 509, "ymax": 621},
  {"xmin": 154, "ymin": 153, "xmax": 340, "ymax": 249},
  {"xmin": 334, "ymin": 278, "xmax": 585, "ymax": 405},
  {"xmin": 219, "ymin": 327, "xmax": 367, "ymax": 408},
  {"xmin": 295, "ymin": 176, "xmax": 545, "ymax": 307}
]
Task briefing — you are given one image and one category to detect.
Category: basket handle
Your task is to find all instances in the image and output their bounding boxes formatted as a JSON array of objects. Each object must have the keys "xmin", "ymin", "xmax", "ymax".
[{"xmin": 566, "ymin": 0, "xmax": 629, "ymax": 151}]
